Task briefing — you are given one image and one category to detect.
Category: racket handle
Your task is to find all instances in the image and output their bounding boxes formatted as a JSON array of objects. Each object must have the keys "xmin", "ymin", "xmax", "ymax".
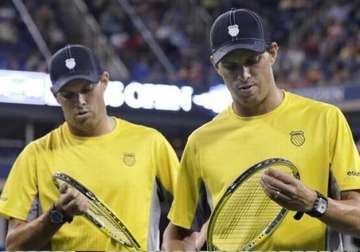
[{"xmin": 293, "ymin": 211, "xmax": 304, "ymax": 220}]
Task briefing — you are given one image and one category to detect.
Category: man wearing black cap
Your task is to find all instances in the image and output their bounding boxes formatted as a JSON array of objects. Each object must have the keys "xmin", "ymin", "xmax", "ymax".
[
  {"xmin": 163, "ymin": 9, "xmax": 360, "ymax": 250},
  {"xmin": 0, "ymin": 45, "xmax": 179, "ymax": 250}
]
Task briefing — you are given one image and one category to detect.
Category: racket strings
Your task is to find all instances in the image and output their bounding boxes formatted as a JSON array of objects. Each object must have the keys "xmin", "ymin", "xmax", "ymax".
[
  {"xmin": 85, "ymin": 193, "xmax": 133, "ymax": 245},
  {"xmin": 53, "ymin": 174, "xmax": 140, "ymax": 250},
  {"xmin": 57, "ymin": 179, "xmax": 134, "ymax": 247},
  {"xmin": 219, "ymin": 181, "xmax": 262, "ymax": 238},
  {"xmin": 215, "ymin": 173, "xmax": 268, "ymax": 241},
  {"xmin": 227, "ymin": 178, "xmax": 263, "ymax": 237},
  {"xmin": 211, "ymin": 164, "xmax": 292, "ymax": 250}
]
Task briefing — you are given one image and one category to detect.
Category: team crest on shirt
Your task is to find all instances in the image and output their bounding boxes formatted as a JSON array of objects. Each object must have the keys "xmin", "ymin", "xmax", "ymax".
[
  {"xmin": 228, "ymin": 24, "xmax": 239, "ymax": 37},
  {"xmin": 290, "ymin": 131, "xmax": 305, "ymax": 147},
  {"xmin": 123, "ymin": 152, "xmax": 136, "ymax": 166},
  {"xmin": 65, "ymin": 58, "xmax": 76, "ymax": 69}
]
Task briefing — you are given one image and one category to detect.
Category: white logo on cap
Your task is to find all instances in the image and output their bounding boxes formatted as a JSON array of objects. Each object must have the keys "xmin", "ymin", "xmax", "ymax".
[
  {"xmin": 65, "ymin": 58, "xmax": 76, "ymax": 70},
  {"xmin": 228, "ymin": 24, "xmax": 239, "ymax": 37}
]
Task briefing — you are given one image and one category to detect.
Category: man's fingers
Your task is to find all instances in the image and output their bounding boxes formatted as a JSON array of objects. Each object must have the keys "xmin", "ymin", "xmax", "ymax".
[
  {"xmin": 55, "ymin": 183, "xmax": 89, "ymax": 218},
  {"xmin": 261, "ymin": 179, "xmax": 294, "ymax": 208},
  {"xmin": 262, "ymin": 172, "xmax": 298, "ymax": 197},
  {"xmin": 62, "ymin": 197, "xmax": 89, "ymax": 215},
  {"xmin": 59, "ymin": 183, "xmax": 68, "ymax": 193},
  {"xmin": 264, "ymin": 168, "xmax": 296, "ymax": 184},
  {"xmin": 56, "ymin": 187, "xmax": 78, "ymax": 209}
]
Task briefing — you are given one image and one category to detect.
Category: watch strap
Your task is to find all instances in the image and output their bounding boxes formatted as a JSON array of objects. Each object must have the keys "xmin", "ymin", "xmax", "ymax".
[
  {"xmin": 307, "ymin": 191, "xmax": 328, "ymax": 217},
  {"xmin": 50, "ymin": 205, "xmax": 73, "ymax": 224}
]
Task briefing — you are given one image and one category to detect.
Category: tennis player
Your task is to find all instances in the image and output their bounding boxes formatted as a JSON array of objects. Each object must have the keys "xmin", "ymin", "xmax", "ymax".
[
  {"xmin": 0, "ymin": 45, "xmax": 179, "ymax": 250},
  {"xmin": 163, "ymin": 9, "xmax": 360, "ymax": 250}
]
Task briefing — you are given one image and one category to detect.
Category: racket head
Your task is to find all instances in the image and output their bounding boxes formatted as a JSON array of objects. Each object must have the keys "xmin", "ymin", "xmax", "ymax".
[
  {"xmin": 53, "ymin": 172, "xmax": 141, "ymax": 250},
  {"xmin": 207, "ymin": 158, "xmax": 300, "ymax": 251}
]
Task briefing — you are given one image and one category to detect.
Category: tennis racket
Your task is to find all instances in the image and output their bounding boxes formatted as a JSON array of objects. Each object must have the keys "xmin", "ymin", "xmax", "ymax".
[
  {"xmin": 53, "ymin": 172, "xmax": 141, "ymax": 250},
  {"xmin": 207, "ymin": 158, "xmax": 300, "ymax": 251}
]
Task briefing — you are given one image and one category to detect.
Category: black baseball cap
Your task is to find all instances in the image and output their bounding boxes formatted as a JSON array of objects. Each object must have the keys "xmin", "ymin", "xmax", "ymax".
[
  {"xmin": 49, "ymin": 45, "xmax": 102, "ymax": 93},
  {"xmin": 210, "ymin": 9, "xmax": 268, "ymax": 64}
]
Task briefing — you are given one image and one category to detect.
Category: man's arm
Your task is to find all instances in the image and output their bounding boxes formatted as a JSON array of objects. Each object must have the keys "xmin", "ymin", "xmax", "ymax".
[
  {"xmin": 162, "ymin": 222, "xmax": 207, "ymax": 250},
  {"xmin": 321, "ymin": 190, "xmax": 360, "ymax": 236},
  {"xmin": 6, "ymin": 213, "xmax": 62, "ymax": 250},
  {"xmin": 261, "ymin": 168, "xmax": 360, "ymax": 236},
  {"xmin": 5, "ymin": 184, "xmax": 88, "ymax": 250}
]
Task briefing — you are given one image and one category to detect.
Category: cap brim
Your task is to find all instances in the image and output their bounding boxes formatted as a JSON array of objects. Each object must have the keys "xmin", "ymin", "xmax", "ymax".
[
  {"xmin": 211, "ymin": 41, "xmax": 265, "ymax": 64},
  {"xmin": 51, "ymin": 74, "xmax": 99, "ymax": 94}
]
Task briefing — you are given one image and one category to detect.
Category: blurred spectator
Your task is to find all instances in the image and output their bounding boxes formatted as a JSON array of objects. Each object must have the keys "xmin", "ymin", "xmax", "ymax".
[{"xmin": 1, "ymin": 0, "xmax": 360, "ymax": 91}]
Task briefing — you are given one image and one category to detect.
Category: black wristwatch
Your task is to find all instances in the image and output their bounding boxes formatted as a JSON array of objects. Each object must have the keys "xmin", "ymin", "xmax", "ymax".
[
  {"xmin": 306, "ymin": 191, "xmax": 328, "ymax": 217},
  {"xmin": 49, "ymin": 205, "xmax": 73, "ymax": 225}
]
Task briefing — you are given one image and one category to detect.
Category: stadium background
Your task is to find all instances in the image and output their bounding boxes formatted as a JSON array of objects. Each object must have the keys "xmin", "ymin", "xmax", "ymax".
[{"xmin": 0, "ymin": 0, "xmax": 360, "ymax": 249}]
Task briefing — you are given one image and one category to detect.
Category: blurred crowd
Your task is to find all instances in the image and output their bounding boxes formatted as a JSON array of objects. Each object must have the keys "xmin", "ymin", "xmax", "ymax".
[
  {"xmin": 0, "ymin": 0, "xmax": 359, "ymax": 92},
  {"xmin": 0, "ymin": 2, "xmax": 360, "ymax": 249}
]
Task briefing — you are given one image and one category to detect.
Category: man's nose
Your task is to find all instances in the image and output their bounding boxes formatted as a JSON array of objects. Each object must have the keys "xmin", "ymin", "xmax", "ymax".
[
  {"xmin": 238, "ymin": 66, "xmax": 251, "ymax": 81},
  {"xmin": 77, "ymin": 93, "xmax": 87, "ymax": 105}
]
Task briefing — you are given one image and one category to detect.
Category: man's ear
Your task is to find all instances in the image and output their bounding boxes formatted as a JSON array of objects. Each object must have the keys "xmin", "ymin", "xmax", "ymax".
[
  {"xmin": 100, "ymin": 71, "xmax": 110, "ymax": 90},
  {"xmin": 210, "ymin": 56, "xmax": 220, "ymax": 74},
  {"xmin": 268, "ymin": 42, "xmax": 279, "ymax": 65}
]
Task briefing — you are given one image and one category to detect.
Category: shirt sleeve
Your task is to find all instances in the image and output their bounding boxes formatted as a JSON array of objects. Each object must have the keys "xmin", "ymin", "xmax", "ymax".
[
  {"xmin": 329, "ymin": 107, "xmax": 360, "ymax": 191},
  {"xmin": 154, "ymin": 133, "xmax": 180, "ymax": 196},
  {"xmin": 168, "ymin": 135, "xmax": 202, "ymax": 229},
  {"xmin": 0, "ymin": 143, "xmax": 38, "ymax": 220}
]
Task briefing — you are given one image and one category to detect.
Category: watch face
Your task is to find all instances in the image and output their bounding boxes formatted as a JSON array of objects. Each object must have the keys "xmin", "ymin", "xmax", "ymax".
[
  {"xmin": 317, "ymin": 197, "xmax": 328, "ymax": 214},
  {"xmin": 50, "ymin": 209, "xmax": 65, "ymax": 224}
]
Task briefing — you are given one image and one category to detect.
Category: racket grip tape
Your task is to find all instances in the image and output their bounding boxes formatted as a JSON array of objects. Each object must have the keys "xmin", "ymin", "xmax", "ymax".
[{"xmin": 293, "ymin": 211, "xmax": 304, "ymax": 220}]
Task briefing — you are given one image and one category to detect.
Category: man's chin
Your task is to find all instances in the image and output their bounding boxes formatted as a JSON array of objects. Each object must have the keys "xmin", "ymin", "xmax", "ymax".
[
  {"xmin": 236, "ymin": 96, "xmax": 259, "ymax": 106},
  {"xmin": 70, "ymin": 117, "xmax": 94, "ymax": 130}
]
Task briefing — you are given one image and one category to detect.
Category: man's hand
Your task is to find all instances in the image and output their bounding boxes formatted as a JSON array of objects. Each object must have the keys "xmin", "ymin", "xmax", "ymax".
[
  {"xmin": 163, "ymin": 222, "xmax": 208, "ymax": 250},
  {"xmin": 5, "ymin": 183, "xmax": 90, "ymax": 250},
  {"xmin": 260, "ymin": 168, "xmax": 317, "ymax": 213},
  {"xmin": 54, "ymin": 184, "xmax": 89, "ymax": 218}
]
